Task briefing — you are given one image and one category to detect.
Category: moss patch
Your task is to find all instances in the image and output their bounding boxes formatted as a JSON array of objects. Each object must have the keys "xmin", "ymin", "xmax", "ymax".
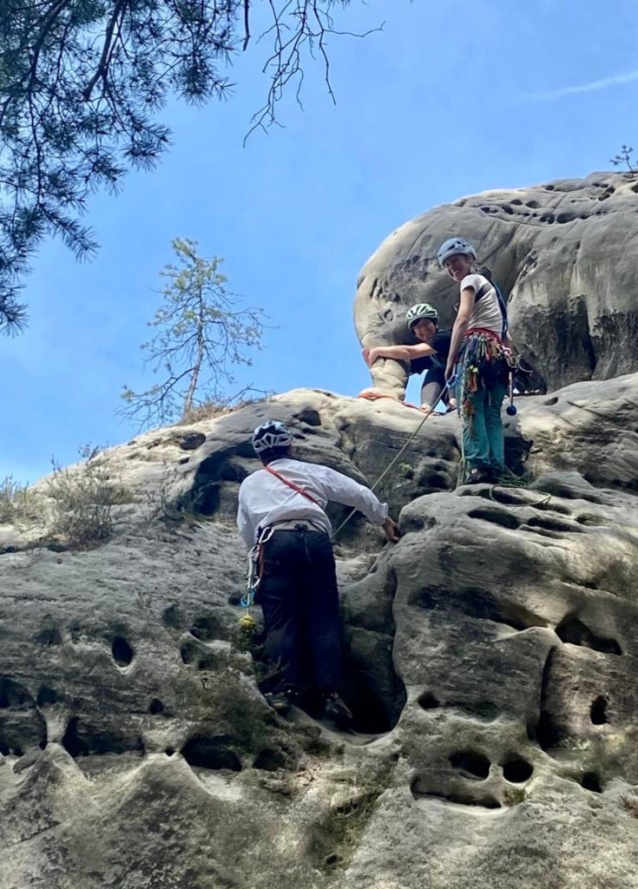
[{"xmin": 307, "ymin": 763, "xmax": 395, "ymax": 872}]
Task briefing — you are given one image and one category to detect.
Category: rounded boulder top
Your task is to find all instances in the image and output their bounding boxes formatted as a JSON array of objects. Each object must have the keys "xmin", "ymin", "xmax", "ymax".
[{"xmin": 355, "ymin": 171, "xmax": 638, "ymax": 397}]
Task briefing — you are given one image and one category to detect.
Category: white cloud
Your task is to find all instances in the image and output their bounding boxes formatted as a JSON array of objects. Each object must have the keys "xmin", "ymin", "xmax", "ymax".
[{"xmin": 527, "ymin": 70, "xmax": 638, "ymax": 101}]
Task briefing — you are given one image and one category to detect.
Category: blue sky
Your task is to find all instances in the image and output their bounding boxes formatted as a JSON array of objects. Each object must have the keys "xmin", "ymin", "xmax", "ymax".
[{"xmin": 3, "ymin": 0, "xmax": 638, "ymax": 481}]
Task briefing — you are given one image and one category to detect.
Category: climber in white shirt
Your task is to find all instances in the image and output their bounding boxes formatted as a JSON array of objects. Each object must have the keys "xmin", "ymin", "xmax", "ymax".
[
  {"xmin": 439, "ymin": 237, "xmax": 512, "ymax": 485},
  {"xmin": 237, "ymin": 420, "xmax": 399, "ymax": 726}
]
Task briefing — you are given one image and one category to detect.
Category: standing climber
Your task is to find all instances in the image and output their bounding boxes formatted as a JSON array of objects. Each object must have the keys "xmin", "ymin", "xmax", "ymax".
[
  {"xmin": 439, "ymin": 238, "xmax": 511, "ymax": 484},
  {"xmin": 237, "ymin": 420, "xmax": 400, "ymax": 725},
  {"xmin": 362, "ymin": 304, "xmax": 457, "ymax": 415}
]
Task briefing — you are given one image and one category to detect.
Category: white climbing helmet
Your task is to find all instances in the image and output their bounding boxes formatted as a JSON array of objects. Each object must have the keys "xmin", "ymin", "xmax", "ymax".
[
  {"xmin": 251, "ymin": 420, "xmax": 293, "ymax": 454},
  {"xmin": 406, "ymin": 303, "xmax": 439, "ymax": 329},
  {"xmin": 437, "ymin": 238, "xmax": 477, "ymax": 267}
]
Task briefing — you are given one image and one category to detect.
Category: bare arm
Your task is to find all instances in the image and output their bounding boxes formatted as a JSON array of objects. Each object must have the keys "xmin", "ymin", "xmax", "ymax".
[
  {"xmin": 445, "ymin": 288, "xmax": 474, "ymax": 379},
  {"xmin": 363, "ymin": 343, "xmax": 436, "ymax": 367}
]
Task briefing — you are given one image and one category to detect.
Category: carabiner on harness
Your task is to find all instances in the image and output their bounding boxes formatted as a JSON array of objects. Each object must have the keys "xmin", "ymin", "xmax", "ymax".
[{"xmin": 240, "ymin": 525, "xmax": 275, "ymax": 610}]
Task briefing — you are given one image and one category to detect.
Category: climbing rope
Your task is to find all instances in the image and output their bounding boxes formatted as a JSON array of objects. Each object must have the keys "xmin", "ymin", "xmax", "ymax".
[
  {"xmin": 351, "ymin": 369, "xmax": 529, "ymax": 525},
  {"xmin": 239, "ymin": 368, "xmax": 530, "ymax": 625},
  {"xmin": 331, "ymin": 382, "xmax": 452, "ymax": 540}
]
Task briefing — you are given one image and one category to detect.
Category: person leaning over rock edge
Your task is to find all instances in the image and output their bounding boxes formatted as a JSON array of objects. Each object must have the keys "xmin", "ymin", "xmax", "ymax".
[
  {"xmin": 439, "ymin": 237, "xmax": 512, "ymax": 484},
  {"xmin": 237, "ymin": 421, "xmax": 400, "ymax": 726},
  {"xmin": 362, "ymin": 303, "xmax": 457, "ymax": 415}
]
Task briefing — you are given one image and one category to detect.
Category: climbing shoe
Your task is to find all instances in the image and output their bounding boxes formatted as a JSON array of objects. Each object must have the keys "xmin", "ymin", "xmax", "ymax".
[
  {"xmin": 466, "ymin": 467, "xmax": 494, "ymax": 485},
  {"xmin": 264, "ymin": 688, "xmax": 298, "ymax": 715},
  {"xmin": 322, "ymin": 692, "xmax": 354, "ymax": 728}
]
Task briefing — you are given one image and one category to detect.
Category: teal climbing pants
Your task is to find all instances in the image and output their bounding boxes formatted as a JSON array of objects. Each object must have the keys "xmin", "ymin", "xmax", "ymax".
[{"xmin": 458, "ymin": 381, "xmax": 507, "ymax": 472}]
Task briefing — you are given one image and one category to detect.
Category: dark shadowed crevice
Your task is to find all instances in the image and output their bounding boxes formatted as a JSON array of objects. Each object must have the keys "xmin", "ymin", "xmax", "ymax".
[
  {"xmin": 36, "ymin": 687, "xmax": 59, "ymax": 708},
  {"xmin": 503, "ymin": 757, "xmax": 534, "ymax": 783},
  {"xmin": 452, "ymin": 700, "xmax": 501, "ymax": 722},
  {"xmin": 181, "ymin": 735, "xmax": 242, "ymax": 771},
  {"xmin": 186, "ymin": 444, "xmax": 250, "ymax": 517},
  {"xmin": 555, "ymin": 615, "xmax": 622, "ymax": 655},
  {"xmin": 467, "ymin": 507, "xmax": 520, "ymax": 530},
  {"xmin": 62, "ymin": 717, "xmax": 144, "ymax": 758},
  {"xmin": 418, "ymin": 692, "xmax": 440, "ymax": 711},
  {"xmin": 534, "ymin": 648, "xmax": 563, "ymax": 752},
  {"xmin": 449, "ymin": 751, "xmax": 491, "ymax": 780},
  {"xmin": 189, "ymin": 614, "xmax": 224, "ymax": 641},
  {"xmin": 418, "ymin": 694, "xmax": 502, "ymax": 723},
  {"xmin": 524, "ymin": 515, "xmax": 583, "ymax": 534},
  {"xmin": 295, "ymin": 408, "xmax": 322, "ymax": 426},
  {"xmin": 341, "ymin": 566, "xmax": 406, "ymax": 735},
  {"xmin": 340, "ymin": 650, "xmax": 406, "ymax": 734},
  {"xmin": 341, "ymin": 625, "xmax": 406, "ymax": 734},
  {"xmin": 33, "ymin": 616, "xmax": 62, "ymax": 646},
  {"xmin": 411, "ymin": 779, "xmax": 501, "ymax": 810},
  {"xmin": 581, "ymin": 772, "xmax": 602, "ymax": 793},
  {"xmin": 180, "ymin": 640, "xmax": 198, "ymax": 665},
  {"xmin": 412, "ymin": 585, "xmax": 547, "ymax": 632},
  {"xmin": 536, "ymin": 711, "xmax": 561, "ymax": 751},
  {"xmin": 0, "ymin": 678, "xmax": 47, "ymax": 754},
  {"xmin": 590, "ymin": 696, "xmax": 608, "ymax": 725},
  {"xmin": 253, "ymin": 748, "xmax": 286, "ymax": 771},
  {"xmin": 162, "ymin": 604, "xmax": 185, "ymax": 630},
  {"xmin": 0, "ymin": 677, "xmax": 33, "ymax": 709},
  {"xmin": 111, "ymin": 636, "xmax": 134, "ymax": 667}
]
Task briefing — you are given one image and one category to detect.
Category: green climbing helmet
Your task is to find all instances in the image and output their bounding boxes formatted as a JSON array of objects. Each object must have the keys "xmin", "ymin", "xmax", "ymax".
[{"xmin": 406, "ymin": 303, "xmax": 439, "ymax": 329}]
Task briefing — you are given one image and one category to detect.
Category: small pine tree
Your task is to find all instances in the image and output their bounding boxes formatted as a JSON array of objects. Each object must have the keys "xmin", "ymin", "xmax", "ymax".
[
  {"xmin": 610, "ymin": 145, "xmax": 638, "ymax": 175},
  {"xmin": 120, "ymin": 238, "xmax": 266, "ymax": 429}
]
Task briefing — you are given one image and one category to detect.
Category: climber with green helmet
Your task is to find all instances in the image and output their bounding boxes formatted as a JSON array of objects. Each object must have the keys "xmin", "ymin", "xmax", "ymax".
[
  {"xmin": 438, "ymin": 237, "xmax": 511, "ymax": 484},
  {"xmin": 363, "ymin": 303, "xmax": 457, "ymax": 415}
]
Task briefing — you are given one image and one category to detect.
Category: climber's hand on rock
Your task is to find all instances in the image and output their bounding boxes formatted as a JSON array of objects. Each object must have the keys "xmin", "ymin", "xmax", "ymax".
[
  {"xmin": 363, "ymin": 348, "xmax": 382, "ymax": 367},
  {"xmin": 382, "ymin": 517, "xmax": 400, "ymax": 543},
  {"xmin": 420, "ymin": 404, "xmax": 434, "ymax": 416}
]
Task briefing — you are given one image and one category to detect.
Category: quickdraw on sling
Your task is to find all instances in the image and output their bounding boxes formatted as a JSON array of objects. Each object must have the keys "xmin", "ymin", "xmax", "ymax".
[
  {"xmin": 239, "ymin": 525, "xmax": 274, "ymax": 632},
  {"xmin": 457, "ymin": 328, "xmax": 512, "ymax": 423}
]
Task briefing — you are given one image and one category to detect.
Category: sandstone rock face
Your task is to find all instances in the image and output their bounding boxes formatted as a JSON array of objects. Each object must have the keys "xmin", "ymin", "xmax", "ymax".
[
  {"xmin": 2, "ymin": 381, "xmax": 638, "ymax": 888},
  {"xmin": 355, "ymin": 171, "xmax": 638, "ymax": 397}
]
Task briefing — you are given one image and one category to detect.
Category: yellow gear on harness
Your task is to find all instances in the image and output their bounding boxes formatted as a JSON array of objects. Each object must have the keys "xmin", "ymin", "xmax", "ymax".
[
  {"xmin": 237, "ymin": 526, "xmax": 275, "ymax": 630},
  {"xmin": 238, "ymin": 612, "xmax": 258, "ymax": 632}
]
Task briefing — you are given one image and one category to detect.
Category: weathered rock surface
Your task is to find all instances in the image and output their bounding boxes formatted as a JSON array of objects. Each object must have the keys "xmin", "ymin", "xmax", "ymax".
[
  {"xmin": 2, "ymin": 379, "xmax": 638, "ymax": 888},
  {"xmin": 355, "ymin": 171, "xmax": 638, "ymax": 396}
]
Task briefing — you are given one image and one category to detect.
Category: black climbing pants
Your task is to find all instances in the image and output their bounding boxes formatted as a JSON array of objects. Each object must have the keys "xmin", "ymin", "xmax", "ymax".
[{"xmin": 258, "ymin": 527, "xmax": 342, "ymax": 693}]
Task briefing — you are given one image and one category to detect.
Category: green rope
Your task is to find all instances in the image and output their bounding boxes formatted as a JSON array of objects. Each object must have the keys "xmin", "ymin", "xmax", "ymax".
[{"xmin": 332, "ymin": 384, "xmax": 450, "ymax": 540}]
